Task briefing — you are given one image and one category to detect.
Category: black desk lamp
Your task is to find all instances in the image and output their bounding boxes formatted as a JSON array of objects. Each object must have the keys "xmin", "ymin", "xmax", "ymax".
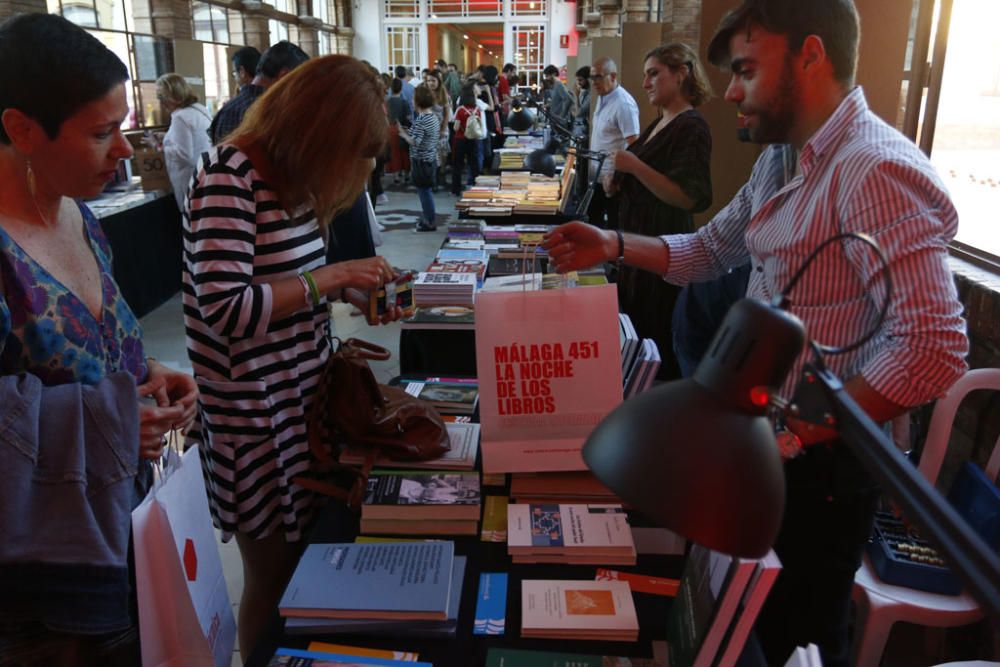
[
  {"xmin": 581, "ymin": 233, "xmax": 1000, "ymax": 624},
  {"xmin": 508, "ymin": 98, "xmax": 535, "ymax": 133}
]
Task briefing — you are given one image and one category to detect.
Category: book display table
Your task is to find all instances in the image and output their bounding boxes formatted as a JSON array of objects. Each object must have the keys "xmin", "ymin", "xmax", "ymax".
[
  {"xmin": 246, "ymin": 488, "xmax": 686, "ymax": 667},
  {"xmin": 89, "ymin": 188, "xmax": 183, "ymax": 318}
]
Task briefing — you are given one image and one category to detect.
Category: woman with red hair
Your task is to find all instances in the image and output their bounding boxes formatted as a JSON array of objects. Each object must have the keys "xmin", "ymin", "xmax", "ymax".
[{"xmin": 182, "ymin": 55, "xmax": 401, "ymax": 658}]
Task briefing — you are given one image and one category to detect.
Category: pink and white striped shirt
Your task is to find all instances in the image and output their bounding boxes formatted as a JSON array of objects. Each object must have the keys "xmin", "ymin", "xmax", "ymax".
[{"xmin": 663, "ymin": 87, "xmax": 968, "ymax": 405}]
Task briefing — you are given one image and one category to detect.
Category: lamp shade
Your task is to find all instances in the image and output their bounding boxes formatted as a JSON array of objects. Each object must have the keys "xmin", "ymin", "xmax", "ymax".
[
  {"xmin": 582, "ymin": 298, "xmax": 806, "ymax": 557},
  {"xmin": 508, "ymin": 105, "xmax": 534, "ymax": 132},
  {"xmin": 524, "ymin": 149, "xmax": 556, "ymax": 177}
]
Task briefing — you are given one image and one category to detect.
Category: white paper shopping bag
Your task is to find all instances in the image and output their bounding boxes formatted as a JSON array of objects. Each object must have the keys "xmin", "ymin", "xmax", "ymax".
[
  {"xmin": 474, "ymin": 283, "xmax": 623, "ymax": 473},
  {"xmin": 133, "ymin": 445, "xmax": 236, "ymax": 667}
]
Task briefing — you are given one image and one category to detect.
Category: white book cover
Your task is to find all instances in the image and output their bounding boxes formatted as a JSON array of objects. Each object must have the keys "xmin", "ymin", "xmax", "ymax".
[
  {"xmin": 521, "ymin": 579, "xmax": 638, "ymax": 634},
  {"xmin": 481, "ymin": 273, "xmax": 544, "ymax": 292},
  {"xmin": 507, "ymin": 503, "xmax": 634, "ymax": 552},
  {"xmin": 414, "ymin": 272, "xmax": 478, "ymax": 287}
]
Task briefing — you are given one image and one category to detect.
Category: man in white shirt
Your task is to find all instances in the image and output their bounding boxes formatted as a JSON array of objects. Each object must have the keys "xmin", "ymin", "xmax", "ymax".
[{"xmin": 587, "ymin": 57, "xmax": 640, "ymax": 229}]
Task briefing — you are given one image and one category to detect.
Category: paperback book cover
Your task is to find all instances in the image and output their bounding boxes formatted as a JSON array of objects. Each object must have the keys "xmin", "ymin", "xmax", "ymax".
[
  {"xmin": 521, "ymin": 579, "xmax": 639, "ymax": 640},
  {"xmin": 362, "ymin": 471, "xmax": 481, "ymax": 519},
  {"xmin": 486, "ymin": 648, "xmax": 662, "ymax": 667},
  {"xmin": 404, "ymin": 379, "xmax": 479, "ymax": 414},
  {"xmin": 285, "ymin": 557, "xmax": 466, "ymax": 638},
  {"xmin": 401, "ymin": 306, "xmax": 476, "ymax": 330},
  {"xmin": 268, "ymin": 648, "xmax": 432, "ymax": 666},
  {"xmin": 305, "ymin": 642, "xmax": 419, "ymax": 661},
  {"xmin": 480, "ymin": 495, "xmax": 509, "ymax": 542},
  {"xmin": 279, "ymin": 542, "xmax": 454, "ymax": 620},
  {"xmin": 473, "ymin": 572, "xmax": 508, "ymax": 636},
  {"xmin": 507, "ymin": 503, "xmax": 634, "ymax": 557}
]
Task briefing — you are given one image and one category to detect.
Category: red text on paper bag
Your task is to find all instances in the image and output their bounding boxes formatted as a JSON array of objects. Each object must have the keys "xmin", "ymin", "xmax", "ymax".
[{"xmin": 474, "ymin": 284, "xmax": 622, "ymax": 473}]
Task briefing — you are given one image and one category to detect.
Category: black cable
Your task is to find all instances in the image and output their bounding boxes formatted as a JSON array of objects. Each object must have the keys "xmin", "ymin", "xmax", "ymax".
[{"xmin": 773, "ymin": 232, "xmax": 893, "ymax": 356}]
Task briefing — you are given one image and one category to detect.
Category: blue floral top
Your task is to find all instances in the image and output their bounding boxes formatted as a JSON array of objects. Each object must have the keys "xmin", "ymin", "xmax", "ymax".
[{"xmin": 0, "ymin": 202, "xmax": 147, "ymax": 386}]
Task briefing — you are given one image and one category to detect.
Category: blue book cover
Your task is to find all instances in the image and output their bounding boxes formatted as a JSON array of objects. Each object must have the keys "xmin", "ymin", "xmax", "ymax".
[
  {"xmin": 529, "ymin": 504, "xmax": 565, "ymax": 548},
  {"xmin": 280, "ymin": 542, "xmax": 455, "ymax": 619},
  {"xmin": 285, "ymin": 557, "xmax": 467, "ymax": 637},
  {"xmin": 270, "ymin": 648, "xmax": 433, "ymax": 666},
  {"xmin": 473, "ymin": 572, "xmax": 508, "ymax": 636},
  {"xmin": 435, "ymin": 248, "xmax": 488, "ymax": 263}
]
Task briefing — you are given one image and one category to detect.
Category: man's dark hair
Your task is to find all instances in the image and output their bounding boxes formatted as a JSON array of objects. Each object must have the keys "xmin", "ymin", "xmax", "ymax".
[
  {"xmin": 231, "ymin": 46, "xmax": 261, "ymax": 79},
  {"xmin": 502, "ymin": 63, "xmax": 516, "ymax": 74},
  {"xmin": 391, "ymin": 77, "xmax": 403, "ymax": 94},
  {"xmin": 394, "ymin": 65, "xmax": 407, "ymax": 79},
  {"xmin": 458, "ymin": 84, "xmax": 477, "ymax": 108},
  {"xmin": 435, "ymin": 59, "xmax": 447, "ymax": 68},
  {"xmin": 543, "ymin": 65, "xmax": 560, "ymax": 77},
  {"xmin": 576, "ymin": 66, "xmax": 591, "ymax": 79},
  {"xmin": 0, "ymin": 13, "xmax": 128, "ymax": 144},
  {"xmin": 480, "ymin": 65, "xmax": 498, "ymax": 86},
  {"xmin": 707, "ymin": 0, "xmax": 859, "ymax": 85},
  {"xmin": 448, "ymin": 63, "xmax": 457, "ymax": 69},
  {"xmin": 257, "ymin": 41, "xmax": 309, "ymax": 78}
]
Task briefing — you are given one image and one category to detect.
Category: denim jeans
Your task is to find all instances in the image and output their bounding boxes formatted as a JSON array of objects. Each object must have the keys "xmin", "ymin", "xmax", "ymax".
[{"xmin": 416, "ymin": 185, "xmax": 436, "ymax": 226}]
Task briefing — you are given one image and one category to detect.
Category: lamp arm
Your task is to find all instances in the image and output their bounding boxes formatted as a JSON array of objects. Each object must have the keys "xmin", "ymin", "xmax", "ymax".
[{"xmin": 805, "ymin": 361, "xmax": 1000, "ymax": 627}]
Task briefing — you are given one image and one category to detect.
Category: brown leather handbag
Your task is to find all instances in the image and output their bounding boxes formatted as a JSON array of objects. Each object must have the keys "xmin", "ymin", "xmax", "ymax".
[{"xmin": 295, "ymin": 337, "xmax": 451, "ymax": 508}]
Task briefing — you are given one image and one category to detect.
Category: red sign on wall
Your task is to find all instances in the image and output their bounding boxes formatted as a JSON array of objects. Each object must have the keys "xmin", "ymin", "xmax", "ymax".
[{"xmin": 559, "ymin": 34, "xmax": 569, "ymax": 48}]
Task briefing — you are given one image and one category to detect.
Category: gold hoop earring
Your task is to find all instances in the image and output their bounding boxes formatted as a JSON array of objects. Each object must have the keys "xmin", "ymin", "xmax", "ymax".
[{"xmin": 26, "ymin": 160, "xmax": 36, "ymax": 198}]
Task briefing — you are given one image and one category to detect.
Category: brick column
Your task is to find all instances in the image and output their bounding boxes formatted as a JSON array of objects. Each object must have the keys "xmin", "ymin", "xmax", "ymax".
[
  {"xmin": 596, "ymin": 0, "xmax": 622, "ymax": 36},
  {"xmin": 580, "ymin": 11, "xmax": 601, "ymax": 45},
  {"xmin": 0, "ymin": 0, "xmax": 45, "ymax": 22},
  {"xmin": 131, "ymin": 0, "xmax": 192, "ymax": 39},
  {"xmin": 239, "ymin": 0, "xmax": 270, "ymax": 51},
  {"xmin": 622, "ymin": 0, "xmax": 653, "ymax": 23},
  {"xmin": 296, "ymin": 14, "xmax": 320, "ymax": 56},
  {"xmin": 334, "ymin": 25, "xmax": 353, "ymax": 55},
  {"xmin": 665, "ymin": 0, "xmax": 702, "ymax": 51}
]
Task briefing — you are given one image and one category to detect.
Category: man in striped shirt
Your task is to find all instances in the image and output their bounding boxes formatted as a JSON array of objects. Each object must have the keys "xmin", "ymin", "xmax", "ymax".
[{"xmin": 545, "ymin": 1, "xmax": 968, "ymax": 664}]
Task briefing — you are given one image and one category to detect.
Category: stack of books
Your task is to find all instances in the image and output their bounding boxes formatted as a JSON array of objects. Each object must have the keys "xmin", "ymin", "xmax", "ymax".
[
  {"xmin": 510, "ymin": 471, "xmax": 620, "ymax": 504},
  {"xmin": 281, "ymin": 542, "xmax": 467, "ymax": 639},
  {"xmin": 413, "ymin": 271, "xmax": 477, "ymax": 307},
  {"xmin": 624, "ymin": 339, "xmax": 661, "ymax": 398},
  {"xmin": 498, "ymin": 152, "xmax": 526, "ymax": 169},
  {"xmin": 520, "ymin": 579, "xmax": 639, "ymax": 641},
  {"xmin": 446, "ymin": 220, "xmax": 484, "ymax": 240},
  {"xmin": 515, "ymin": 181, "xmax": 563, "ymax": 214},
  {"xmin": 401, "ymin": 305, "xmax": 475, "ymax": 330},
  {"xmin": 360, "ymin": 470, "xmax": 482, "ymax": 536},
  {"xmin": 507, "ymin": 503, "xmax": 637, "ymax": 565},
  {"xmin": 403, "ymin": 377, "xmax": 479, "ymax": 415},
  {"xmin": 338, "ymin": 421, "xmax": 480, "ymax": 471}
]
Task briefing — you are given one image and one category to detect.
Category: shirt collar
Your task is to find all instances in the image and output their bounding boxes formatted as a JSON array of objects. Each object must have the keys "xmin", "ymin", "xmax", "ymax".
[{"xmin": 799, "ymin": 86, "xmax": 867, "ymax": 173}]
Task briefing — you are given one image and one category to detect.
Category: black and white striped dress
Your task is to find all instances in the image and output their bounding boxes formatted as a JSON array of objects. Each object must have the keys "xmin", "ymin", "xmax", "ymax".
[{"xmin": 183, "ymin": 145, "xmax": 329, "ymax": 542}]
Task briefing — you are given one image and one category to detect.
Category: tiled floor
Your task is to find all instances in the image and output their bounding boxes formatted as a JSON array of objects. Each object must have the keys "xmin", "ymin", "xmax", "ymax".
[{"xmin": 138, "ymin": 183, "xmax": 450, "ymax": 666}]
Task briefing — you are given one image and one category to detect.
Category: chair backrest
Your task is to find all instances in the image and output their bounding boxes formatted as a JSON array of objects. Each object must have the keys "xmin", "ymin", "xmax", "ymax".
[{"xmin": 919, "ymin": 368, "xmax": 1000, "ymax": 486}]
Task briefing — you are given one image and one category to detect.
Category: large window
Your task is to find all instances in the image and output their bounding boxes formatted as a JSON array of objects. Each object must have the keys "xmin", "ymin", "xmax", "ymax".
[
  {"xmin": 428, "ymin": 0, "xmax": 502, "ymax": 17},
  {"xmin": 385, "ymin": 0, "xmax": 418, "ymax": 18},
  {"xmin": 510, "ymin": 0, "xmax": 546, "ymax": 16},
  {"xmin": 385, "ymin": 25, "xmax": 419, "ymax": 75},
  {"xmin": 192, "ymin": 1, "xmax": 229, "ymax": 42},
  {"xmin": 512, "ymin": 24, "xmax": 544, "ymax": 89},
  {"xmin": 906, "ymin": 0, "xmax": 1000, "ymax": 264}
]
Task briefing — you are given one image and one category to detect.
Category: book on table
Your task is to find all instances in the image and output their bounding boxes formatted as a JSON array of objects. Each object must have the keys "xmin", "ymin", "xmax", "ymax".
[
  {"xmin": 279, "ymin": 541, "xmax": 455, "ymax": 620},
  {"xmin": 507, "ymin": 503, "xmax": 636, "ymax": 565},
  {"xmin": 267, "ymin": 647, "xmax": 431, "ymax": 666},
  {"xmin": 402, "ymin": 377, "xmax": 479, "ymax": 415},
  {"xmin": 485, "ymin": 647, "xmax": 663, "ymax": 667},
  {"xmin": 339, "ymin": 422, "xmax": 480, "ymax": 471},
  {"xmin": 400, "ymin": 305, "xmax": 476, "ymax": 330},
  {"xmin": 665, "ymin": 544, "xmax": 759, "ymax": 667},
  {"xmin": 510, "ymin": 471, "xmax": 620, "ymax": 504},
  {"xmin": 412, "ymin": 272, "xmax": 477, "ymax": 308},
  {"xmin": 285, "ymin": 556, "xmax": 467, "ymax": 638},
  {"xmin": 361, "ymin": 471, "xmax": 481, "ymax": 520},
  {"xmin": 305, "ymin": 642, "xmax": 418, "ymax": 661},
  {"xmin": 520, "ymin": 579, "xmax": 639, "ymax": 641},
  {"xmin": 714, "ymin": 549, "xmax": 782, "ymax": 667}
]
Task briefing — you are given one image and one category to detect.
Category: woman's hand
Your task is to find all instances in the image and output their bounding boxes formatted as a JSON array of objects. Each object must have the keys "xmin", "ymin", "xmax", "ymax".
[
  {"xmin": 343, "ymin": 288, "xmax": 405, "ymax": 326},
  {"xmin": 321, "ymin": 256, "xmax": 397, "ymax": 293},
  {"xmin": 136, "ymin": 363, "xmax": 195, "ymax": 460},
  {"xmin": 610, "ymin": 149, "xmax": 640, "ymax": 175}
]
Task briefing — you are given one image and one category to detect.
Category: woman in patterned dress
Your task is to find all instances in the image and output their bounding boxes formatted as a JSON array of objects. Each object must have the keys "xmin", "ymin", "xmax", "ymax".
[
  {"xmin": 182, "ymin": 55, "xmax": 401, "ymax": 659},
  {"xmin": 0, "ymin": 14, "xmax": 197, "ymax": 664}
]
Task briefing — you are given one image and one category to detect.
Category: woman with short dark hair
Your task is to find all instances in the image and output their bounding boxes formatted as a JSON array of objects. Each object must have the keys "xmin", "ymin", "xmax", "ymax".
[{"xmin": 0, "ymin": 13, "xmax": 197, "ymax": 664}]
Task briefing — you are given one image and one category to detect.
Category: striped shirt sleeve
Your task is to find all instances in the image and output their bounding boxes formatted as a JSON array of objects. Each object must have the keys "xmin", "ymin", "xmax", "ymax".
[
  {"xmin": 840, "ymin": 160, "xmax": 967, "ymax": 406},
  {"xmin": 185, "ymin": 162, "xmax": 273, "ymax": 339}
]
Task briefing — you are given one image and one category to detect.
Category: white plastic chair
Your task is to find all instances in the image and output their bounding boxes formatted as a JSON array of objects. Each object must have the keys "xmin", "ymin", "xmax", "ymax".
[{"xmin": 851, "ymin": 367, "xmax": 1000, "ymax": 667}]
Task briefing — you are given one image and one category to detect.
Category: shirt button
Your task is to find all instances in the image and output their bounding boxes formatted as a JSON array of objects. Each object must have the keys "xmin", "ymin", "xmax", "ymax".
[{"xmin": 756, "ymin": 265, "xmax": 764, "ymax": 272}]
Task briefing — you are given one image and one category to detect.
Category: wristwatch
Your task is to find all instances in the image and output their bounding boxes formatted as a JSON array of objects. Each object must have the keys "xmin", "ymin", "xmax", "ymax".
[{"xmin": 774, "ymin": 429, "xmax": 804, "ymax": 460}]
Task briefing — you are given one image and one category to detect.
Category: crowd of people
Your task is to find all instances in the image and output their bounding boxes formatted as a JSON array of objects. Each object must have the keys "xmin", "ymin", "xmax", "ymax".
[{"xmin": 0, "ymin": 1, "xmax": 973, "ymax": 665}]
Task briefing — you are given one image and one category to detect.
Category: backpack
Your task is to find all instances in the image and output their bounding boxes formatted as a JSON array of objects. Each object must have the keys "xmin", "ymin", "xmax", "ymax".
[{"xmin": 464, "ymin": 108, "xmax": 485, "ymax": 140}]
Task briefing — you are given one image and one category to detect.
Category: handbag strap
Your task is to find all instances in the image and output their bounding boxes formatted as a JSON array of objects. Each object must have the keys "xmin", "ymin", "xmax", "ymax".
[{"xmin": 342, "ymin": 337, "xmax": 391, "ymax": 361}]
